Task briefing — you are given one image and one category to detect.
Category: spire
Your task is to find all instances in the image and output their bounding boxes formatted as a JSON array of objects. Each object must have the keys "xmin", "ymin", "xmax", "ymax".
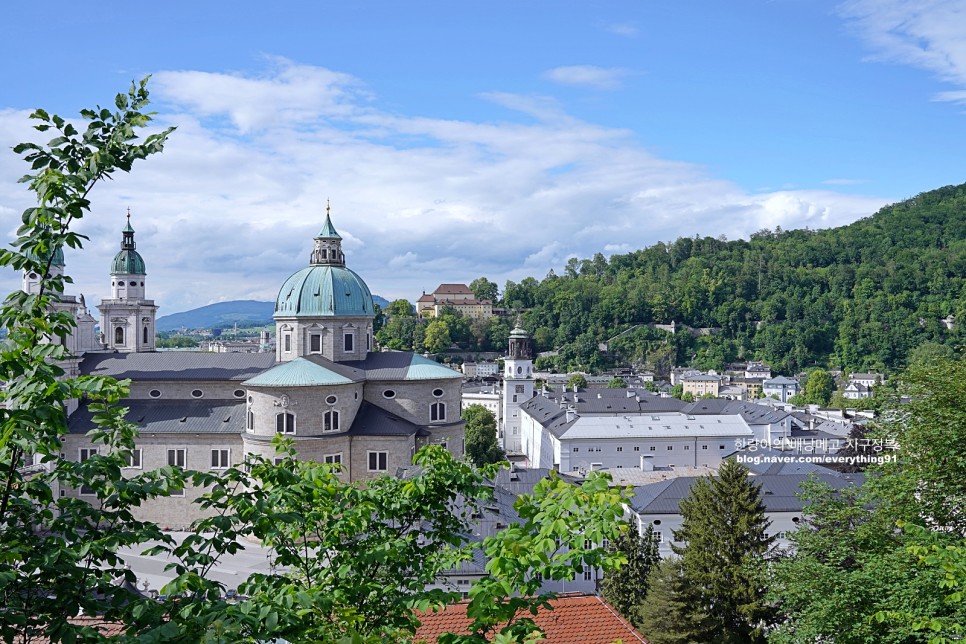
[
  {"xmin": 111, "ymin": 209, "xmax": 146, "ymax": 275},
  {"xmin": 121, "ymin": 209, "xmax": 136, "ymax": 251},
  {"xmin": 310, "ymin": 201, "xmax": 345, "ymax": 266},
  {"xmin": 317, "ymin": 200, "xmax": 342, "ymax": 240}
]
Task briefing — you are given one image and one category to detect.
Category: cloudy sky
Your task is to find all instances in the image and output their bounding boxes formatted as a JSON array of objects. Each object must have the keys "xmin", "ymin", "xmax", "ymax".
[{"xmin": 1, "ymin": 0, "xmax": 964, "ymax": 316}]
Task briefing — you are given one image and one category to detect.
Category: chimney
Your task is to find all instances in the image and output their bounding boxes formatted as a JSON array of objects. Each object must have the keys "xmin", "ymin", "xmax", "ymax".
[
  {"xmin": 626, "ymin": 390, "xmax": 635, "ymax": 398},
  {"xmin": 597, "ymin": 393, "xmax": 602, "ymax": 399}
]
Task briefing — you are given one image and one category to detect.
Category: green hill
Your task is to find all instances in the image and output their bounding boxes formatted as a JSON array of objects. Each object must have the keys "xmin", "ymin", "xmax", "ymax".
[
  {"xmin": 157, "ymin": 296, "xmax": 392, "ymax": 332},
  {"xmin": 502, "ymin": 182, "xmax": 966, "ymax": 375}
]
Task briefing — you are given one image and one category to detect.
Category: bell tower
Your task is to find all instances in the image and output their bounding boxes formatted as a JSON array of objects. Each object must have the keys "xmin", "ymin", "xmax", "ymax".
[
  {"xmin": 97, "ymin": 210, "xmax": 158, "ymax": 352},
  {"xmin": 501, "ymin": 318, "xmax": 534, "ymax": 454}
]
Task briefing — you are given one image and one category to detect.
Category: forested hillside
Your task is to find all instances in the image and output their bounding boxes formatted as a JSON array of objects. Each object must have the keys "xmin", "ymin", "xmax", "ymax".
[{"xmin": 501, "ymin": 182, "xmax": 966, "ymax": 375}]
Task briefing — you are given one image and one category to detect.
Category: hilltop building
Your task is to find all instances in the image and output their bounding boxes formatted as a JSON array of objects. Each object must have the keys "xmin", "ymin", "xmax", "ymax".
[
  {"xmin": 35, "ymin": 207, "xmax": 464, "ymax": 529},
  {"xmin": 416, "ymin": 283, "xmax": 493, "ymax": 319}
]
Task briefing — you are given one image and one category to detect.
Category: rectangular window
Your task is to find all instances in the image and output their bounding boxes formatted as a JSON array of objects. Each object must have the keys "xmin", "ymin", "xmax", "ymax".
[
  {"xmin": 79, "ymin": 448, "xmax": 98, "ymax": 496},
  {"xmin": 167, "ymin": 449, "xmax": 186, "ymax": 468},
  {"xmin": 573, "ymin": 447, "xmax": 579, "ymax": 453},
  {"xmin": 284, "ymin": 334, "xmax": 292, "ymax": 352},
  {"xmin": 684, "ymin": 445, "xmax": 690, "ymax": 451},
  {"xmin": 634, "ymin": 446, "xmax": 640, "ymax": 451},
  {"xmin": 667, "ymin": 445, "xmax": 673, "ymax": 451},
  {"xmin": 124, "ymin": 449, "xmax": 142, "ymax": 469},
  {"xmin": 655, "ymin": 531, "xmax": 663, "ymax": 543},
  {"xmin": 310, "ymin": 334, "xmax": 321, "ymax": 353},
  {"xmin": 584, "ymin": 538, "xmax": 592, "ymax": 549},
  {"xmin": 324, "ymin": 453, "xmax": 342, "ymax": 464},
  {"xmin": 720, "ymin": 445, "xmax": 726, "ymax": 450},
  {"xmin": 649, "ymin": 446, "xmax": 656, "ymax": 452},
  {"xmin": 515, "ymin": 384, "xmax": 525, "ymax": 394},
  {"xmin": 211, "ymin": 449, "xmax": 230, "ymax": 469},
  {"xmin": 583, "ymin": 566, "xmax": 592, "ymax": 581},
  {"xmin": 274, "ymin": 457, "xmax": 285, "ymax": 465},
  {"xmin": 702, "ymin": 445, "xmax": 708, "ymax": 450},
  {"xmin": 344, "ymin": 332, "xmax": 354, "ymax": 352},
  {"xmin": 616, "ymin": 446, "xmax": 623, "ymax": 452},
  {"xmin": 368, "ymin": 451, "xmax": 388, "ymax": 472},
  {"xmin": 512, "ymin": 395, "xmax": 518, "ymax": 402}
]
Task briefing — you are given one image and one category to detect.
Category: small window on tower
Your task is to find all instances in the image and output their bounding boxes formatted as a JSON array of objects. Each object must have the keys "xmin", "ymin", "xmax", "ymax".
[
  {"xmin": 115, "ymin": 327, "xmax": 124, "ymax": 344},
  {"xmin": 310, "ymin": 334, "xmax": 321, "ymax": 353},
  {"xmin": 344, "ymin": 333, "xmax": 354, "ymax": 352}
]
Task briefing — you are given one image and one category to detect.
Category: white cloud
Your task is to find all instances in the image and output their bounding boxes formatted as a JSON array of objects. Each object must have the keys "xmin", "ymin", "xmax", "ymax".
[
  {"xmin": 0, "ymin": 59, "xmax": 891, "ymax": 315},
  {"xmin": 604, "ymin": 23, "xmax": 639, "ymax": 38},
  {"xmin": 822, "ymin": 178, "xmax": 869, "ymax": 185},
  {"xmin": 839, "ymin": 0, "xmax": 966, "ymax": 101},
  {"xmin": 542, "ymin": 65, "xmax": 632, "ymax": 90}
]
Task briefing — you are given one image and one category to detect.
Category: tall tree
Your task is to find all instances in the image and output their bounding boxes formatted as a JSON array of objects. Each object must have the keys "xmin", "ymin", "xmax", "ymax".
[
  {"xmin": 636, "ymin": 558, "xmax": 714, "ymax": 644},
  {"xmin": 601, "ymin": 524, "xmax": 660, "ymax": 619},
  {"xmin": 672, "ymin": 460, "xmax": 774, "ymax": 643},
  {"xmin": 423, "ymin": 319, "xmax": 452, "ymax": 354},
  {"xmin": 0, "ymin": 79, "xmax": 179, "ymax": 642},
  {"xmin": 463, "ymin": 405, "xmax": 504, "ymax": 467},
  {"xmin": 804, "ymin": 368, "xmax": 835, "ymax": 406},
  {"xmin": 469, "ymin": 277, "xmax": 499, "ymax": 303}
]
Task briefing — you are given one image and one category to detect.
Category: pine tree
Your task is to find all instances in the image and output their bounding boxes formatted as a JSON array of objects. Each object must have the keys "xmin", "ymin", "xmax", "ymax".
[
  {"xmin": 601, "ymin": 524, "xmax": 660, "ymax": 618},
  {"xmin": 672, "ymin": 459, "xmax": 775, "ymax": 643},
  {"xmin": 636, "ymin": 558, "xmax": 713, "ymax": 644}
]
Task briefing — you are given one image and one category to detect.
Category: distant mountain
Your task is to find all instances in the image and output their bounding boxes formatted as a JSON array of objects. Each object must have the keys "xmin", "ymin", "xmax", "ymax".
[{"xmin": 157, "ymin": 296, "xmax": 392, "ymax": 332}]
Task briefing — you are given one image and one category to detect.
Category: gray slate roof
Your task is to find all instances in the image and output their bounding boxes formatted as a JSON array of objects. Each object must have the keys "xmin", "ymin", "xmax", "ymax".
[
  {"xmin": 80, "ymin": 352, "xmax": 276, "ymax": 382},
  {"xmin": 682, "ymin": 399, "xmax": 790, "ymax": 425},
  {"xmin": 630, "ymin": 471, "xmax": 863, "ymax": 515},
  {"xmin": 68, "ymin": 399, "xmax": 245, "ymax": 435},
  {"xmin": 345, "ymin": 351, "xmax": 462, "ymax": 381},
  {"xmin": 346, "ymin": 401, "xmax": 427, "ymax": 437}
]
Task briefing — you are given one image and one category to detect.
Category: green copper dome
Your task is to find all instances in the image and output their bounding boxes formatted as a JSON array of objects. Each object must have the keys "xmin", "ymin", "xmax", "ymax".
[
  {"xmin": 26, "ymin": 246, "xmax": 65, "ymax": 268},
  {"xmin": 274, "ymin": 265, "xmax": 374, "ymax": 318},
  {"xmin": 111, "ymin": 214, "xmax": 146, "ymax": 275}
]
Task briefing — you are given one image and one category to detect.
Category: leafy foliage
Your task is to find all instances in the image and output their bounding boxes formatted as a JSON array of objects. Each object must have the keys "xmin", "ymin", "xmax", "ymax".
[
  {"xmin": 143, "ymin": 442, "xmax": 629, "ymax": 643},
  {"xmin": 462, "ymin": 405, "xmax": 504, "ymax": 468},
  {"xmin": 600, "ymin": 523, "xmax": 660, "ymax": 620},
  {"xmin": 0, "ymin": 78, "xmax": 176, "ymax": 641}
]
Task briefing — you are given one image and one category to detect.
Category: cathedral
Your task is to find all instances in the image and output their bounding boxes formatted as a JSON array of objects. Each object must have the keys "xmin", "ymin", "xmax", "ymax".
[{"xmin": 43, "ymin": 208, "xmax": 464, "ymax": 529}]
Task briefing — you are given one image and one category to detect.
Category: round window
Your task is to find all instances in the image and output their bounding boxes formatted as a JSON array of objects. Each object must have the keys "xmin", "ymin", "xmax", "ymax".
[
  {"xmin": 432, "ymin": 388, "xmax": 444, "ymax": 397},
  {"xmin": 191, "ymin": 389, "xmax": 204, "ymax": 398},
  {"xmin": 233, "ymin": 389, "xmax": 245, "ymax": 398},
  {"xmin": 129, "ymin": 281, "xmax": 137, "ymax": 286},
  {"xmin": 653, "ymin": 519, "xmax": 662, "ymax": 526},
  {"xmin": 383, "ymin": 390, "xmax": 396, "ymax": 399},
  {"xmin": 517, "ymin": 366, "xmax": 522, "ymax": 374},
  {"xmin": 248, "ymin": 395, "xmax": 254, "ymax": 404},
  {"xmin": 149, "ymin": 389, "xmax": 161, "ymax": 398},
  {"xmin": 29, "ymin": 272, "xmax": 38, "ymax": 279},
  {"xmin": 325, "ymin": 395, "xmax": 338, "ymax": 405}
]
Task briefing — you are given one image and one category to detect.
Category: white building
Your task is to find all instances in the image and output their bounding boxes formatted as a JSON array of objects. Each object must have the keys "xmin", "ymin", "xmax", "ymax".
[
  {"xmin": 519, "ymin": 391, "xmax": 754, "ymax": 473},
  {"xmin": 627, "ymin": 464, "xmax": 863, "ymax": 556},
  {"xmin": 501, "ymin": 322, "xmax": 534, "ymax": 454},
  {"xmin": 462, "ymin": 386, "xmax": 502, "ymax": 428},
  {"xmin": 763, "ymin": 376, "xmax": 800, "ymax": 402}
]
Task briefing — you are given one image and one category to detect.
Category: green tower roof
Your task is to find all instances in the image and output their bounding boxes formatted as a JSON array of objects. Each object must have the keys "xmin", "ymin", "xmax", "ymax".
[{"xmin": 111, "ymin": 212, "xmax": 146, "ymax": 275}]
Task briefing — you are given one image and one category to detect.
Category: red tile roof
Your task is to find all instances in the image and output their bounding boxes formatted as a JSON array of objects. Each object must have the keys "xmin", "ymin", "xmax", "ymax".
[
  {"xmin": 433, "ymin": 283, "xmax": 474, "ymax": 295},
  {"xmin": 414, "ymin": 594, "xmax": 649, "ymax": 643}
]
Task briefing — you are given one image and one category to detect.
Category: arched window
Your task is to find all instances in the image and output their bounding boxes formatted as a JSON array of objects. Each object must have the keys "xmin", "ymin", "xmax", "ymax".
[
  {"xmin": 276, "ymin": 412, "xmax": 295, "ymax": 434},
  {"xmin": 115, "ymin": 327, "xmax": 124, "ymax": 345},
  {"xmin": 323, "ymin": 410, "xmax": 340, "ymax": 432},
  {"xmin": 143, "ymin": 326, "xmax": 149, "ymax": 344},
  {"xmin": 431, "ymin": 402, "xmax": 446, "ymax": 422}
]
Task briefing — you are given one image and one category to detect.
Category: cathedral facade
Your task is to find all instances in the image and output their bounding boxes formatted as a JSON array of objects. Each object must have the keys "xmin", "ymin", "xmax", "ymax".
[{"xmin": 52, "ymin": 209, "xmax": 464, "ymax": 528}]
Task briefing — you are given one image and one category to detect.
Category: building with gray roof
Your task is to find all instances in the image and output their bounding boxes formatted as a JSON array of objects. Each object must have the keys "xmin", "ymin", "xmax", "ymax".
[{"xmin": 55, "ymin": 209, "xmax": 465, "ymax": 529}]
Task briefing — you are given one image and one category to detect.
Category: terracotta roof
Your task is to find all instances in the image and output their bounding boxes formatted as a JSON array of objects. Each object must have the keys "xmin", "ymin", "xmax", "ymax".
[
  {"xmin": 414, "ymin": 594, "xmax": 649, "ymax": 643},
  {"xmin": 24, "ymin": 617, "xmax": 126, "ymax": 642},
  {"xmin": 433, "ymin": 283, "xmax": 474, "ymax": 294}
]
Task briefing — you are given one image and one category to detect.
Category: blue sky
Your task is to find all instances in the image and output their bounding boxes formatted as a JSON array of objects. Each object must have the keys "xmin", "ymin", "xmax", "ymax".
[{"xmin": 1, "ymin": 0, "xmax": 964, "ymax": 314}]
